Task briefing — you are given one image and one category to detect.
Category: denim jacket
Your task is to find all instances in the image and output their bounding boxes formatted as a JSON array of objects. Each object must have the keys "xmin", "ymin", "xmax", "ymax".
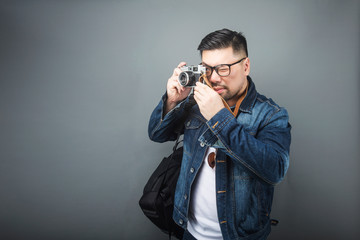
[{"xmin": 148, "ymin": 77, "xmax": 291, "ymax": 240}]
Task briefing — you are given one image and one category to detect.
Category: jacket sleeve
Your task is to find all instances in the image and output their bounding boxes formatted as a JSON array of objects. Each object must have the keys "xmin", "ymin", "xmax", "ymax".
[
  {"xmin": 202, "ymin": 106, "xmax": 291, "ymax": 185},
  {"xmin": 148, "ymin": 93, "xmax": 188, "ymax": 143}
]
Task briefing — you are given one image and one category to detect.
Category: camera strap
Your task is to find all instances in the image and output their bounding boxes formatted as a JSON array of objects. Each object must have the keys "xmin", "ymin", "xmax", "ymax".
[{"xmin": 200, "ymin": 74, "xmax": 248, "ymax": 118}]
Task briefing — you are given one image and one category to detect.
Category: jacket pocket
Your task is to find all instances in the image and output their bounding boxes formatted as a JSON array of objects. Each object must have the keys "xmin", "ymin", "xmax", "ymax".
[
  {"xmin": 184, "ymin": 116, "xmax": 205, "ymax": 130},
  {"xmin": 183, "ymin": 115, "xmax": 205, "ymax": 157}
]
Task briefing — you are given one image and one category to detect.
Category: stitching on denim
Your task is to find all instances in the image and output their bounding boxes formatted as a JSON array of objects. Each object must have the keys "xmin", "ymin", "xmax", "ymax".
[
  {"xmin": 150, "ymin": 97, "xmax": 179, "ymax": 139},
  {"xmin": 256, "ymin": 96, "xmax": 281, "ymax": 128},
  {"xmin": 264, "ymin": 108, "xmax": 281, "ymax": 126},
  {"xmin": 212, "ymin": 121, "xmax": 219, "ymax": 129},
  {"xmin": 173, "ymin": 205, "xmax": 187, "ymax": 226},
  {"xmin": 218, "ymin": 114, "xmax": 234, "ymax": 131},
  {"xmin": 256, "ymin": 180, "xmax": 262, "ymax": 228},
  {"xmin": 231, "ymin": 163, "xmax": 236, "ymax": 237},
  {"xmin": 190, "ymin": 112, "xmax": 207, "ymax": 123},
  {"xmin": 185, "ymin": 120, "xmax": 203, "ymax": 130},
  {"xmin": 200, "ymin": 131, "xmax": 218, "ymax": 146},
  {"xmin": 208, "ymin": 113, "xmax": 234, "ymax": 134},
  {"xmin": 150, "ymin": 118, "xmax": 163, "ymax": 139},
  {"xmin": 234, "ymin": 176, "xmax": 253, "ymax": 180},
  {"xmin": 257, "ymin": 96, "xmax": 280, "ymax": 111}
]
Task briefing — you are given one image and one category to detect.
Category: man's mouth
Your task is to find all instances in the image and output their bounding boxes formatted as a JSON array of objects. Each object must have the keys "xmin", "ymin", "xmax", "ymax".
[{"xmin": 213, "ymin": 87, "xmax": 225, "ymax": 94}]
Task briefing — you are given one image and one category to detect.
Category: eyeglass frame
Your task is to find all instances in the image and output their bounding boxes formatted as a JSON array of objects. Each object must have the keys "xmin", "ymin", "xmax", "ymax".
[{"xmin": 202, "ymin": 57, "xmax": 247, "ymax": 77}]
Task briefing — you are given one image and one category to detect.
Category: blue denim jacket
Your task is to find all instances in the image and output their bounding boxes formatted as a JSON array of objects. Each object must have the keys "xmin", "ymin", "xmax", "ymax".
[{"xmin": 148, "ymin": 77, "xmax": 291, "ymax": 240}]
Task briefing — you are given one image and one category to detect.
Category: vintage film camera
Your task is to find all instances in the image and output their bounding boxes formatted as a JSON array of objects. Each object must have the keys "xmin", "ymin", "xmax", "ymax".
[{"xmin": 178, "ymin": 65, "xmax": 207, "ymax": 87}]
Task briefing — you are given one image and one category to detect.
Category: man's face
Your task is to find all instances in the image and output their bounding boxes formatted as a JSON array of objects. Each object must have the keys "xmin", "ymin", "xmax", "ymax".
[{"xmin": 201, "ymin": 46, "xmax": 250, "ymax": 107}]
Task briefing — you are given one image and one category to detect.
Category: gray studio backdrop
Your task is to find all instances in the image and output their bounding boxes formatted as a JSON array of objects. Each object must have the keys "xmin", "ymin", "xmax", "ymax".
[{"xmin": 0, "ymin": 1, "xmax": 359, "ymax": 240}]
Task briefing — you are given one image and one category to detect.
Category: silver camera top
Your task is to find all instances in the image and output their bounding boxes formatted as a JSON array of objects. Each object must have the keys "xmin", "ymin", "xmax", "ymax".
[{"xmin": 180, "ymin": 65, "xmax": 206, "ymax": 74}]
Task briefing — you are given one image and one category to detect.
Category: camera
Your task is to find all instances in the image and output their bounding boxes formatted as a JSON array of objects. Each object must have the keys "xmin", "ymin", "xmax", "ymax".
[{"xmin": 178, "ymin": 65, "xmax": 206, "ymax": 87}]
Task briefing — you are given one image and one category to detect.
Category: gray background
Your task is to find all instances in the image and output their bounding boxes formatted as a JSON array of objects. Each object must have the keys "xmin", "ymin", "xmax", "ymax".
[{"xmin": 0, "ymin": 0, "xmax": 359, "ymax": 239}]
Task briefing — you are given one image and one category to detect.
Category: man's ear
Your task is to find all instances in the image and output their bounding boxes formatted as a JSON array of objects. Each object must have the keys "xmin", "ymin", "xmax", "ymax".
[{"xmin": 244, "ymin": 57, "xmax": 250, "ymax": 76}]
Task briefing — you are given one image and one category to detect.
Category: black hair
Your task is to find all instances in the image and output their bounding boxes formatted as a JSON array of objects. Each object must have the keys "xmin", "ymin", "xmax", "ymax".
[{"xmin": 197, "ymin": 28, "xmax": 248, "ymax": 57}]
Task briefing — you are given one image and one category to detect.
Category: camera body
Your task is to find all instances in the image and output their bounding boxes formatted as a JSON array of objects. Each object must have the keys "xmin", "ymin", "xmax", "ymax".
[{"xmin": 178, "ymin": 65, "xmax": 206, "ymax": 87}]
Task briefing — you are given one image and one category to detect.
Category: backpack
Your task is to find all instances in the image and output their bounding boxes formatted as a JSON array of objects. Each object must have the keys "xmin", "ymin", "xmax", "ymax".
[{"xmin": 139, "ymin": 143, "xmax": 184, "ymax": 239}]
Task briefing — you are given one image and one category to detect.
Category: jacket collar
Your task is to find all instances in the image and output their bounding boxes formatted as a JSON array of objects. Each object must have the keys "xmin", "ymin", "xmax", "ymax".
[{"xmin": 239, "ymin": 76, "xmax": 257, "ymax": 114}]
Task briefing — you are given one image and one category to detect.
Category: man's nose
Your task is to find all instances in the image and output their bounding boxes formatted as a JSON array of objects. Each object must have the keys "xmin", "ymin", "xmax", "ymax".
[{"xmin": 209, "ymin": 70, "xmax": 221, "ymax": 84}]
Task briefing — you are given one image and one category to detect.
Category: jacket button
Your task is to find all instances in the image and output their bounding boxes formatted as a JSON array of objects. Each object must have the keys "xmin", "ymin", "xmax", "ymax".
[
  {"xmin": 184, "ymin": 194, "xmax": 187, "ymax": 200},
  {"xmin": 186, "ymin": 121, "xmax": 191, "ymax": 126},
  {"xmin": 200, "ymin": 142, "xmax": 205, "ymax": 147},
  {"xmin": 190, "ymin": 167, "xmax": 194, "ymax": 173},
  {"xmin": 179, "ymin": 219, "xmax": 183, "ymax": 225}
]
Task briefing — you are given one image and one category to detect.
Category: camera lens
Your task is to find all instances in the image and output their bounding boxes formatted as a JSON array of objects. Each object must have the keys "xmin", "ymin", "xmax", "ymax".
[
  {"xmin": 178, "ymin": 72, "xmax": 189, "ymax": 86},
  {"xmin": 178, "ymin": 71, "xmax": 196, "ymax": 87}
]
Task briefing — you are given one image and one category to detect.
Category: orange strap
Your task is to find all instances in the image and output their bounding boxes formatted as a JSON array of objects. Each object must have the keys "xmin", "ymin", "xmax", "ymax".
[{"xmin": 199, "ymin": 74, "xmax": 247, "ymax": 117}]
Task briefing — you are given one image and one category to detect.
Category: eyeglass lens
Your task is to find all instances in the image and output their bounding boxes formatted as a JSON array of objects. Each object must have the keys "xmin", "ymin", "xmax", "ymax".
[{"xmin": 205, "ymin": 65, "xmax": 230, "ymax": 77}]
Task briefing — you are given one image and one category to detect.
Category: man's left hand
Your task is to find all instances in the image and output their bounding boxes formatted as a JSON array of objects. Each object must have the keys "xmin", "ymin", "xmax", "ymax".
[{"xmin": 194, "ymin": 82, "xmax": 225, "ymax": 120}]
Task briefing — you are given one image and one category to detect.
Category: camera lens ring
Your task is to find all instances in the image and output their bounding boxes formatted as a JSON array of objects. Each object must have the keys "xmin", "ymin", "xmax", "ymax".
[{"xmin": 178, "ymin": 72, "xmax": 189, "ymax": 87}]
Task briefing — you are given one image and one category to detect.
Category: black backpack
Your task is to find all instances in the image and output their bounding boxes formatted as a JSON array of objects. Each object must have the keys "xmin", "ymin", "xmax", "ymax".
[
  {"xmin": 140, "ymin": 97, "xmax": 195, "ymax": 239},
  {"xmin": 139, "ymin": 142, "xmax": 184, "ymax": 239}
]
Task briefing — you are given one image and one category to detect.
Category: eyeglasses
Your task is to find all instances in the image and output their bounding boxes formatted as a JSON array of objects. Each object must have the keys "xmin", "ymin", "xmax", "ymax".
[{"xmin": 203, "ymin": 57, "xmax": 247, "ymax": 77}]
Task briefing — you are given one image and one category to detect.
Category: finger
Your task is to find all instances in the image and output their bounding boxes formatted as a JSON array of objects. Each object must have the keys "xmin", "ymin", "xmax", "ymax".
[
  {"xmin": 195, "ymin": 81, "xmax": 204, "ymax": 87},
  {"xmin": 172, "ymin": 75, "xmax": 179, "ymax": 84},
  {"xmin": 195, "ymin": 82, "xmax": 209, "ymax": 92},
  {"xmin": 194, "ymin": 85, "xmax": 206, "ymax": 97},
  {"xmin": 177, "ymin": 62, "xmax": 187, "ymax": 68},
  {"xmin": 193, "ymin": 86, "xmax": 200, "ymax": 97},
  {"xmin": 193, "ymin": 91, "xmax": 201, "ymax": 105},
  {"xmin": 174, "ymin": 62, "xmax": 187, "ymax": 76},
  {"xmin": 199, "ymin": 81, "xmax": 213, "ymax": 90},
  {"xmin": 173, "ymin": 77, "xmax": 187, "ymax": 94},
  {"xmin": 172, "ymin": 79, "xmax": 182, "ymax": 93},
  {"xmin": 177, "ymin": 85, "xmax": 186, "ymax": 94},
  {"xmin": 194, "ymin": 90, "xmax": 205, "ymax": 104},
  {"xmin": 194, "ymin": 95, "xmax": 205, "ymax": 113},
  {"xmin": 197, "ymin": 83, "xmax": 217, "ymax": 97},
  {"xmin": 174, "ymin": 68, "xmax": 182, "ymax": 76}
]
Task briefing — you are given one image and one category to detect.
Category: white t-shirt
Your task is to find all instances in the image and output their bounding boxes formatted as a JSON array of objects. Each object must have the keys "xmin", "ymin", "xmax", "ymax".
[{"xmin": 187, "ymin": 147, "xmax": 223, "ymax": 240}]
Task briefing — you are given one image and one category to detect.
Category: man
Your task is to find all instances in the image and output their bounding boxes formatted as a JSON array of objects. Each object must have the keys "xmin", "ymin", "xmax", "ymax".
[{"xmin": 148, "ymin": 29, "xmax": 291, "ymax": 240}]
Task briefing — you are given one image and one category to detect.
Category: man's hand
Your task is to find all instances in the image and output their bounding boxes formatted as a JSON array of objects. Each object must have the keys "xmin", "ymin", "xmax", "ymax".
[
  {"xmin": 194, "ymin": 82, "xmax": 225, "ymax": 120},
  {"xmin": 165, "ymin": 62, "xmax": 192, "ymax": 115}
]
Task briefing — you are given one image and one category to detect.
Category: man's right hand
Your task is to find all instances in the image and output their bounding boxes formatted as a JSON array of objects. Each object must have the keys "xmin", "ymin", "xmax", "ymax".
[{"xmin": 164, "ymin": 62, "xmax": 192, "ymax": 115}]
